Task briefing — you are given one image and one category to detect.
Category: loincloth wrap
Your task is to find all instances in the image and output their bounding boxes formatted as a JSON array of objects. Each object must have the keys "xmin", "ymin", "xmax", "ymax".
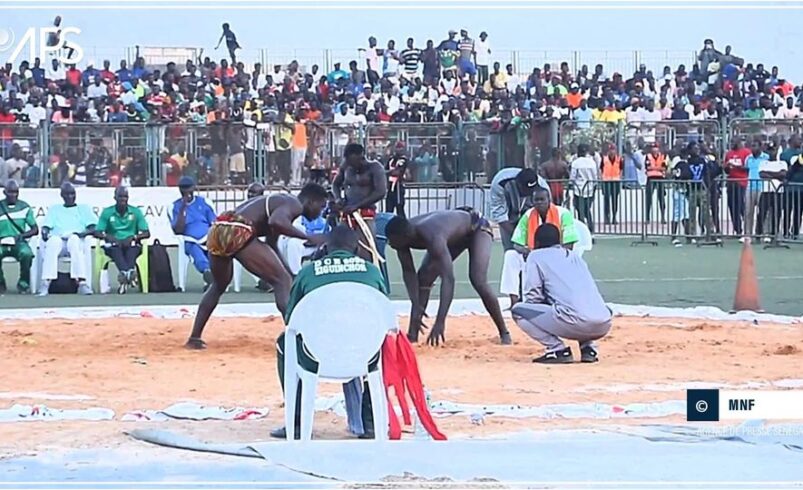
[
  {"xmin": 207, "ymin": 212, "xmax": 256, "ymax": 257},
  {"xmin": 456, "ymin": 206, "xmax": 493, "ymax": 236},
  {"xmin": 340, "ymin": 209, "xmax": 384, "ymax": 267}
]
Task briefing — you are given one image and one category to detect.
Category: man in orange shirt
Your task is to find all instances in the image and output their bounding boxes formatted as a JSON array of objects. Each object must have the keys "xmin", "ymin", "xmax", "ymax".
[
  {"xmin": 291, "ymin": 108, "xmax": 309, "ymax": 185},
  {"xmin": 565, "ymin": 83, "xmax": 583, "ymax": 109}
]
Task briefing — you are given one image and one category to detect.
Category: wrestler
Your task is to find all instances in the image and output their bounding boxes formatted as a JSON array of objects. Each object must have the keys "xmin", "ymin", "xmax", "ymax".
[
  {"xmin": 385, "ymin": 207, "xmax": 512, "ymax": 346},
  {"xmin": 185, "ymin": 183, "xmax": 329, "ymax": 349},
  {"xmin": 331, "ymin": 143, "xmax": 387, "ymax": 266}
]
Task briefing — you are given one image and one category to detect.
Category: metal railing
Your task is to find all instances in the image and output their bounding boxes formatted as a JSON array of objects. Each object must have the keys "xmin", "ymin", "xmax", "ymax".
[{"xmin": 548, "ymin": 178, "xmax": 803, "ymax": 245}]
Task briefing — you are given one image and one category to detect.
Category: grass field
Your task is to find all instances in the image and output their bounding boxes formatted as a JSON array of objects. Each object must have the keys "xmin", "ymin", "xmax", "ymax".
[{"xmin": 1, "ymin": 238, "xmax": 801, "ymax": 316}]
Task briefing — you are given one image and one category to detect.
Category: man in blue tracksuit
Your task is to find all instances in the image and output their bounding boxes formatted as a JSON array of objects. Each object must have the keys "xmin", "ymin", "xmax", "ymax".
[{"xmin": 171, "ymin": 176, "xmax": 217, "ymax": 287}]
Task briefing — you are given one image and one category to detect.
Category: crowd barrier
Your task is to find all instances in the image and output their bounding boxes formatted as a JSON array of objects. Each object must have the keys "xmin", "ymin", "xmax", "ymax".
[
  {"xmin": 559, "ymin": 120, "xmax": 724, "ymax": 160},
  {"xmin": 548, "ymin": 179, "xmax": 803, "ymax": 245},
  {"xmin": 2, "ymin": 120, "xmax": 802, "ymax": 193}
]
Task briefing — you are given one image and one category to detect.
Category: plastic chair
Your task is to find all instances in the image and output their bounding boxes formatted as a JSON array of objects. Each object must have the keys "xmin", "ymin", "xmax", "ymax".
[
  {"xmin": 94, "ymin": 241, "xmax": 150, "ymax": 294},
  {"xmin": 574, "ymin": 220, "xmax": 593, "ymax": 258},
  {"xmin": 31, "ymin": 236, "xmax": 93, "ymax": 294},
  {"xmin": 232, "ymin": 261, "xmax": 257, "ymax": 293},
  {"xmin": 175, "ymin": 234, "xmax": 208, "ymax": 292},
  {"xmin": 284, "ymin": 282, "xmax": 398, "ymax": 441}
]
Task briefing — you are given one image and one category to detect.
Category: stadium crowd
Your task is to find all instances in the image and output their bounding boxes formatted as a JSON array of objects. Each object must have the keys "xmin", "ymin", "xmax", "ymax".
[{"xmin": 0, "ymin": 31, "xmax": 802, "ymax": 188}]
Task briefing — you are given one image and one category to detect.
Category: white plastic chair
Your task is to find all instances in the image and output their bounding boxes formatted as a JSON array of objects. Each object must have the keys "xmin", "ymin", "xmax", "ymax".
[
  {"xmin": 31, "ymin": 236, "xmax": 93, "ymax": 294},
  {"xmin": 573, "ymin": 220, "xmax": 593, "ymax": 258},
  {"xmin": 232, "ymin": 261, "xmax": 256, "ymax": 293},
  {"xmin": 175, "ymin": 234, "xmax": 207, "ymax": 292},
  {"xmin": 283, "ymin": 282, "xmax": 398, "ymax": 441}
]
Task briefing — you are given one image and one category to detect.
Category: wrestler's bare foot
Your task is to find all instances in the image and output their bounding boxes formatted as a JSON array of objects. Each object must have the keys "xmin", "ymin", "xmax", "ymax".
[
  {"xmin": 406, "ymin": 332, "xmax": 419, "ymax": 343},
  {"xmin": 185, "ymin": 337, "xmax": 207, "ymax": 350},
  {"xmin": 499, "ymin": 332, "xmax": 512, "ymax": 345}
]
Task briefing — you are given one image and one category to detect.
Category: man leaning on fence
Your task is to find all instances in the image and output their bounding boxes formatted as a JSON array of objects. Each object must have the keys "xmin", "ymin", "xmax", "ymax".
[
  {"xmin": 0, "ymin": 181, "xmax": 38, "ymax": 294},
  {"xmin": 95, "ymin": 186, "xmax": 151, "ymax": 294}
]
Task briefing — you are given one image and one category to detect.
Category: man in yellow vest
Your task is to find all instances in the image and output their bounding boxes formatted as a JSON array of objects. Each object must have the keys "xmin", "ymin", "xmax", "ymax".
[{"xmin": 501, "ymin": 187, "xmax": 579, "ymax": 309}]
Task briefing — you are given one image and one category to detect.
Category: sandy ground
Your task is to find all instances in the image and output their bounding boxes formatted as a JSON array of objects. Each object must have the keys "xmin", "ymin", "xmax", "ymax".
[{"xmin": 2, "ymin": 314, "xmax": 803, "ymax": 458}]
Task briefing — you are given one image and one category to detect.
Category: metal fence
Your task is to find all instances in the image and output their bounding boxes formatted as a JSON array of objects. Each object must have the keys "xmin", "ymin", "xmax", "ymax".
[
  {"xmin": 548, "ymin": 178, "xmax": 803, "ymax": 244},
  {"xmin": 559, "ymin": 120, "xmax": 724, "ymax": 160}
]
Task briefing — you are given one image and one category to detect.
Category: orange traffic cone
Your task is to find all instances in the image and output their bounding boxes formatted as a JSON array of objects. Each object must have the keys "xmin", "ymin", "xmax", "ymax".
[{"xmin": 732, "ymin": 239, "xmax": 763, "ymax": 313}]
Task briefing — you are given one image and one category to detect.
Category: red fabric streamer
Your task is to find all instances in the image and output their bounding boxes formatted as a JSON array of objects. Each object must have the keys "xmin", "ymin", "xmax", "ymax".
[{"xmin": 381, "ymin": 333, "xmax": 447, "ymax": 441}]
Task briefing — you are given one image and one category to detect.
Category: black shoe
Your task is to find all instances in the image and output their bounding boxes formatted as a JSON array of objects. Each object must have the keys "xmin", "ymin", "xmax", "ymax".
[
  {"xmin": 270, "ymin": 426, "xmax": 301, "ymax": 440},
  {"xmin": 580, "ymin": 346, "xmax": 599, "ymax": 363},
  {"xmin": 358, "ymin": 430, "xmax": 375, "ymax": 440},
  {"xmin": 533, "ymin": 347, "xmax": 573, "ymax": 364}
]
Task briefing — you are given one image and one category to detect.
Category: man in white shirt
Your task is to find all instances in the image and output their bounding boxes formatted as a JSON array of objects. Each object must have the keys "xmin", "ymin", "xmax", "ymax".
[
  {"xmin": 780, "ymin": 97, "xmax": 801, "ymax": 119},
  {"xmin": 570, "ymin": 144, "xmax": 599, "ymax": 234},
  {"xmin": 1, "ymin": 144, "xmax": 28, "ymax": 188},
  {"xmin": 505, "ymin": 64, "xmax": 521, "ymax": 93},
  {"xmin": 47, "ymin": 59, "xmax": 65, "ymax": 83},
  {"xmin": 757, "ymin": 157, "xmax": 788, "ymax": 242},
  {"xmin": 474, "ymin": 32, "xmax": 491, "ymax": 86},
  {"xmin": 21, "ymin": 98, "xmax": 44, "ymax": 127},
  {"xmin": 87, "ymin": 76, "xmax": 107, "ymax": 100}
]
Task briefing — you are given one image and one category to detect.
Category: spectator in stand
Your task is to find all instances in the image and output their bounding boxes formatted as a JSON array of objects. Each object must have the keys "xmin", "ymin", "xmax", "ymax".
[
  {"xmin": 783, "ymin": 137, "xmax": 803, "ymax": 239},
  {"xmin": 39, "ymin": 182, "xmax": 96, "ymax": 296},
  {"xmin": 400, "ymin": 38, "xmax": 422, "ymax": 81},
  {"xmin": 95, "ymin": 186, "xmax": 150, "ymax": 294},
  {"xmin": 457, "ymin": 29, "xmax": 476, "ymax": 79},
  {"xmin": 171, "ymin": 176, "xmax": 216, "ymax": 288},
  {"xmin": 0, "ymin": 144, "xmax": 27, "ymax": 188},
  {"xmin": 216, "ymin": 23, "xmax": 241, "ymax": 64},
  {"xmin": 438, "ymin": 31, "xmax": 459, "ymax": 77},
  {"xmin": 723, "ymin": 139, "xmax": 751, "ymax": 236},
  {"xmin": 474, "ymin": 32, "xmax": 491, "ymax": 86}
]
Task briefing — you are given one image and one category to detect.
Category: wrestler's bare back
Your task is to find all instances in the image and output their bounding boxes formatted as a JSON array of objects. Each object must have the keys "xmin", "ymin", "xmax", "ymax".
[
  {"xmin": 233, "ymin": 194, "xmax": 302, "ymax": 238},
  {"xmin": 404, "ymin": 211, "xmax": 476, "ymax": 251}
]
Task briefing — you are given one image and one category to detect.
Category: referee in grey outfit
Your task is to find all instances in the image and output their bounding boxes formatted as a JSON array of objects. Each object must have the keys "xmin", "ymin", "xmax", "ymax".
[{"xmin": 511, "ymin": 223, "xmax": 611, "ymax": 364}]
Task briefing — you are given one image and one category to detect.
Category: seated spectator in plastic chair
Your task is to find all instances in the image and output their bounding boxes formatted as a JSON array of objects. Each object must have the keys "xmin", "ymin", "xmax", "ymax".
[
  {"xmin": 94, "ymin": 186, "xmax": 151, "ymax": 294},
  {"xmin": 511, "ymin": 223, "xmax": 612, "ymax": 365},
  {"xmin": 38, "ymin": 182, "xmax": 96, "ymax": 296},
  {"xmin": 0, "ymin": 181, "xmax": 39, "ymax": 294},
  {"xmin": 270, "ymin": 225, "xmax": 388, "ymax": 440},
  {"xmin": 170, "ymin": 176, "xmax": 216, "ymax": 287}
]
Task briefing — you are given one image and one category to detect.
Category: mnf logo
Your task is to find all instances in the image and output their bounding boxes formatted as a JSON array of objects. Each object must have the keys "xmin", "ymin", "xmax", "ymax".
[{"xmin": 0, "ymin": 26, "xmax": 84, "ymax": 65}]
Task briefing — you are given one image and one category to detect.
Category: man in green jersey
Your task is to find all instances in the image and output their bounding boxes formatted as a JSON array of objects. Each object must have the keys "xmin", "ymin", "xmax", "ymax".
[
  {"xmin": 0, "ymin": 181, "xmax": 39, "ymax": 294},
  {"xmin": 94, "ymin": 186, "xmax": 151, "ymax": 294}
]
